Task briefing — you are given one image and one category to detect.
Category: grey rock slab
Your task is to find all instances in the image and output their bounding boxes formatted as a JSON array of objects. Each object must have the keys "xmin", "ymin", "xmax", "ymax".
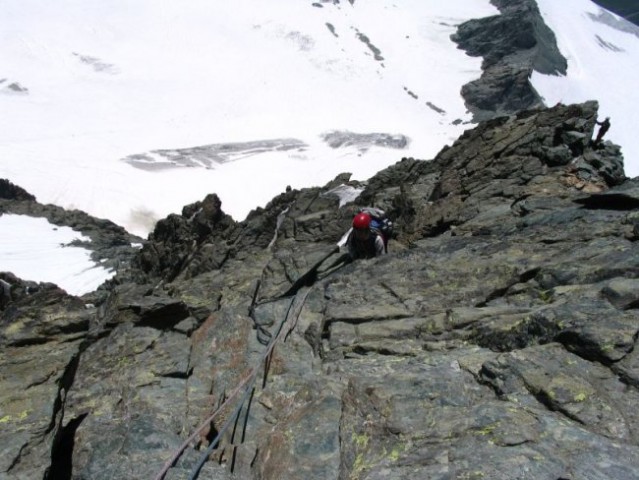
[{"xmin": 480, "ymin": 343, "xmax": 634, "ymax": 440}]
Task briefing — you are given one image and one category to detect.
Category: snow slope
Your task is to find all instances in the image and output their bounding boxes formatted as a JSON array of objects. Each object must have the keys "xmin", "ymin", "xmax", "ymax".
[
  {"xmin": 0, "ymin": 214, "xmax": 114, "ymax": 295},
  {"xmin": 0, "ymin": 0, "xmax": 498, "ymax": 237}
]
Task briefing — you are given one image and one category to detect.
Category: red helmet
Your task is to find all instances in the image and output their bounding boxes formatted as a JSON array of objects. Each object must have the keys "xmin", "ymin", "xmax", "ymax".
[{"xmin": 352, "ymin": 212, "xmax": 371, "ymax": 229}]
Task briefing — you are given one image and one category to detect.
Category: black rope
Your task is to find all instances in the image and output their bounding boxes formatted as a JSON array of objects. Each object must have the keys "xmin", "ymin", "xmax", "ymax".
[
  {"xmin": 188, "ymin": 375, "xmax": 257, "ymax": 480},
  {"xmin": 188, "ymin": 287, "xmax": 307, "ymax": 480},
  {"xmin": 230, "ymin": 383, "xmax": 256, "ymax": 473}
]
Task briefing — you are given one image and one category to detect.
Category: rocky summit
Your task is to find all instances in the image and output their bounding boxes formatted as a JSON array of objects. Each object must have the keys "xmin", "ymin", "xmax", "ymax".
[{"xmin": 2, "ymin": 100, "xmax": 639, "ymax": 480}]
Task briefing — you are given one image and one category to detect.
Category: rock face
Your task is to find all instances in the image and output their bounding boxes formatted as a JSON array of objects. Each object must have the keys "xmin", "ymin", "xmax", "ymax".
[
  {"xmin": 452, "ymin": 0, "xmax": 568, "ymax": 121},
  {"xmin": 2, "ymin": 100, "xmax": 638, "ymax": 480}
]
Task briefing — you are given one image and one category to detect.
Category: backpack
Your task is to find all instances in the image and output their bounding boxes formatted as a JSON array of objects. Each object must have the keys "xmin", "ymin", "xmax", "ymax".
[{"xmin": 358, "ymin": 207, "xmax": 393, "ymax": 252}]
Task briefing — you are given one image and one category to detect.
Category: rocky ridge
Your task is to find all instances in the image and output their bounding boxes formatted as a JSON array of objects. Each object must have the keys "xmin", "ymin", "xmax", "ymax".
[
  {"xmin": 2, "ymin": 100, "xmax": 638, "ymax": 480},
  {"xmin": 452, "ymin": 0, "xmax": 568, "ymax": 122},
  {"xmin": 0, "ymin": 179, "xmax": 143, "ymax": 295}
]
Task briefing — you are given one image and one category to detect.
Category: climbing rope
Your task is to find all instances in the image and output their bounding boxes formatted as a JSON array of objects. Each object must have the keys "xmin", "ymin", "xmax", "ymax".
[
  {"xmin": 188, "ymin": 374, "xmax": 258, "ymax": 480},
  {"xmin": 153, "ymin": 287, "xmax": 312, "ymax": 480},
  {"xmin": 153, "ymin": 243, "xmax": 346, "ymax": 479}
]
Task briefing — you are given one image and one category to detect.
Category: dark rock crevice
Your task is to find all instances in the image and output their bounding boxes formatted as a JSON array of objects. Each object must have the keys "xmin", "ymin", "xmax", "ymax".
[
  {"xmin": 5, "ymin": 443, "xmax": 29, "ymax": 474},
  {"xmin": 575, "ymin": 193, "xmax": 639, "ymax": 210},
  {"xmin": 46, "ymin": 352, "xmax": 82, "ymax": 436},
  {"xmin": 36, "ymin": 343, "xmax": 93, "ymax": 480},
  {"xmin": 45, "ymin": 413, "xmax": 88, "ymax": 480},
  {"xmin": 475, "ymin": 267, "xmax": 541, "ymax": 308}
]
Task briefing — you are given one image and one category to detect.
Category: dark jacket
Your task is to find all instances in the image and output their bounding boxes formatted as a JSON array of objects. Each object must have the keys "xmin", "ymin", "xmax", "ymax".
[{"xmin": 347, "ymin": 230, "xmax": 385, "ymax": 260}]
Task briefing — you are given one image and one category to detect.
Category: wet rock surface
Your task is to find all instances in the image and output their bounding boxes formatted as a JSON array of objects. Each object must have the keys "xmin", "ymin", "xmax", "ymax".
[{"xmin": 1, "ymin": 100, "xmax": 638, "ymax": 479}]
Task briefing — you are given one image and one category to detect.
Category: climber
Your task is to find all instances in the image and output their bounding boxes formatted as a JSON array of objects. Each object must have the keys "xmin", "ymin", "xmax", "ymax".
[
  {"xmin": 594, "ymin": 117, "xmax": 611, "ymax": 145},
  {"xmin": 347, "ymin": 212, "xmax": 386, "ymax": 260}
]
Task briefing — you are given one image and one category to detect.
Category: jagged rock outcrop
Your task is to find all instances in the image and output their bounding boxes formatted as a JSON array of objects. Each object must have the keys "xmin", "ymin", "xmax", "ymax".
[
  {"xmin": 452, "ymin": 0, "xmax": 568, "ymax": 121},
  {"xmin": 132, "ymin": 193, "xmax": 237, "ymax": 283},
  {"xmin": 2, "ymin": 101, "xmax": 638, "ymax": 480}
]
